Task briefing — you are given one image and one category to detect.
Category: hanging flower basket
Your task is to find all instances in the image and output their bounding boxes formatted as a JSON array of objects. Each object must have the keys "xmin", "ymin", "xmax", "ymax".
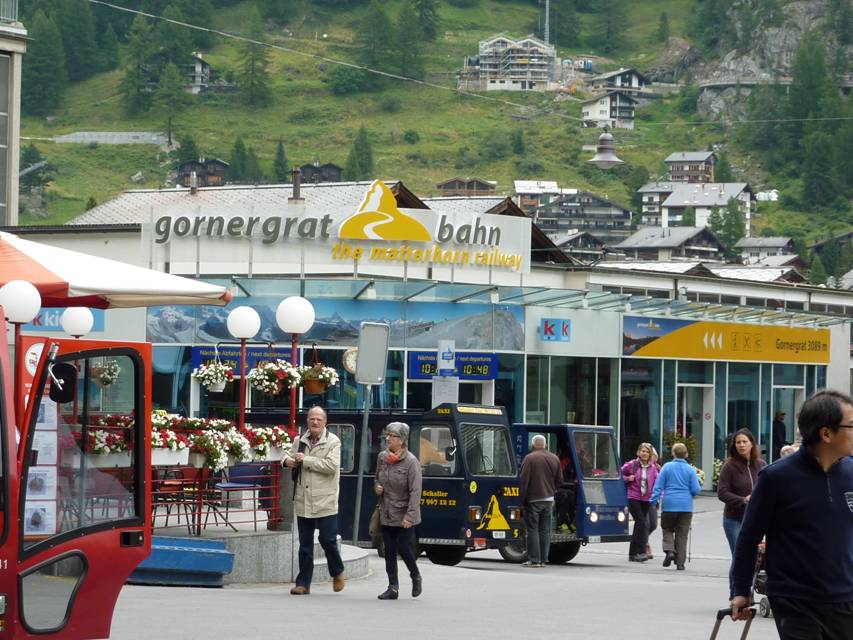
[
  {"xmin": 93, "ymin": 360, "xmax": 121, "ymax": 387},
  {"xmin": 247, "ymin": 359, "xmax": 301, "ymax": 396},
  {"xmin": 297, "ymin": 362, "xmax": 339, "ymax": 395},
  {"xmin": 191, "ymin": 360, "xmax": 234, "ymax": 393}
]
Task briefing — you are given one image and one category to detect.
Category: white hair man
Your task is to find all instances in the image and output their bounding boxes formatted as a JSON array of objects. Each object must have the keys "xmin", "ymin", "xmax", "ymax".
[{"xmin": 519, "ymin": 434, "xmax": 563, "ymax": 567}]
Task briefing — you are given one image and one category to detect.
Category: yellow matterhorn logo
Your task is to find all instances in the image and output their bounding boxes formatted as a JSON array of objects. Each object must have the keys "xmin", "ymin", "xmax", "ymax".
[{"xmin": 339, "ymin": 180, "xmax": 432, "ymax": 242}]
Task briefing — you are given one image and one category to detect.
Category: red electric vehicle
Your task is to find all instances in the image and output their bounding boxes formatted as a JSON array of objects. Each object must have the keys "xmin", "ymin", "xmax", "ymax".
[{"xmin": 0, "ymin": 328, "xmax": 152, "ymax": 638}]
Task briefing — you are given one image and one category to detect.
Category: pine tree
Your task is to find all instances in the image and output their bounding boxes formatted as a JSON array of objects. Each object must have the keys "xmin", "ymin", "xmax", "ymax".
[
  {"xmin": 719, "ymin": 198, "xmax": 746, "ymax": 260},
  {"xmin": 85, "ymin": 196, "xmax": 98, "ymax": 211},
  {"xmin": 154, "ymin": 63, "xmax": 191, "ymax": 146},
  {"xmin": 802, "ymin": 130, "xmax": 837, "ymax": 206},
  {"xmin": 99, "ymin": 24, "xmax": 120, "ymax": 72},
  {"xmin": 20, "ymin": 143, "xmax": 52, "ymax": 191},
  {"xmin": 787, "ymin": 32, "xmax": 833, "ymax": 151},
  {"xmin": 588, "ymin": 0, "xmax": 627, "ymax": 53},
  {"xmin": 809, "ymin": 253, "xmax": 828, "ymax": 285},
  {"xmin": 358, "ymin": 0, "xmax": 393, "ymax": 68},
  {"xmin": 229, "ymin": 136, "xmax": 248, "ymax": 181},
  {"xmin": 708, "ymin": 205, "xmax": 724, "ymax": 234},
  {"xmin": 344, "ymin": 126, "xmax": 374, "ymax": 180},
  {"xmin": 153, "ymin": 5, "xmax": 193, "ymax": 73},
  {"xmin": 273, "ymin": 138, "xmax": 289, "ymax": 183},
  {"xmin": 121, "ymin": 15, "xmax": 155, "ymax": 115},
  {"xmin": 175, "ymin": 134, "xmax": 200, "ymax": 165},
  {"xmin": 245, "ymin": 147, "xmax": 264, "ymax": 183},
  {"xmin": 511, "ymin": 129, "xmax": 525, "ymax": 155},
  {"xmin": 59, "ymin": 0, "xmax": 100, "ymax": 82},
  {"xmin": 714, "ymin": 151, "xmax": 735, "ymax": 182},
  {"xmin": 239, "ymin": 8, "xmax": 273, "ymax": 107},
  {"xmin": 551, "ymin": 0, "xmax": 581, "ymax": 48},
  {"xmin": 177, "ymin": 0, "xmax": 215, "ymax": 48},
  {"xmin": 413, "ymin": 0, "xmax": 439, "ymax": 41},
  {"xmin": 22, "ymin": 11, "xmax": 67, "ymax": 116},
  {"xmin": 393, "ymin": 1, "xmax": 424, "ymax": 78},
  {"xmin": 657, "ymin": 12, "xmax": 670, "ymax": 43}
]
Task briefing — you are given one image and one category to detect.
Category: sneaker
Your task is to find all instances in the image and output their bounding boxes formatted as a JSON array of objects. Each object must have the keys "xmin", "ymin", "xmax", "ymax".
[
  {"xmin": 378, "ymin": 587, "xmax": 399, "ymax": 600},
  {"xmin": 521, "ymin": 560, "xmax": 539, "ymax": 567},
  {"xmin": 662, "ymin": 551, "xmax": 675, "ymax": 568}
]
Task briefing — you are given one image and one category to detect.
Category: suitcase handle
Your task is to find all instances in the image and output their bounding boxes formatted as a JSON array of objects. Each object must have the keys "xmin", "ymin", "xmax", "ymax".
[{"xmin": 716, "ymin": 607, "xmax": 756, "ymax": 620}]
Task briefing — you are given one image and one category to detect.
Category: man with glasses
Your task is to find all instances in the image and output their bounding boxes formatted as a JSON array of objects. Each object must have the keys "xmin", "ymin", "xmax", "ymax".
[
  {"xmin": 283, "ymin": 406, "xmax": 345, "ymax": 595},
  {"xmin": 730, "ymin": 390, "xmax": 853, "ymax": 638}
]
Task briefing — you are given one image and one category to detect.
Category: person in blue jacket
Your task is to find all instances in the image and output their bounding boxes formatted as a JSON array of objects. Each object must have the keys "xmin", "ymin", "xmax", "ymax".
[
  {"xmin": 730, "ymin": 389, "xmax": 853, "ymax": 639},
  {"xmin": 649, "ymin": 442, "xmax": 702, "ymax": 571}
]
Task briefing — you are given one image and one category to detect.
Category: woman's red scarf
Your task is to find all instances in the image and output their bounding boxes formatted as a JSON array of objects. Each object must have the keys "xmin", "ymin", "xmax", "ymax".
[{"xmin": 384, "ymin": 448, "xmax": 406, "ymax": 464}]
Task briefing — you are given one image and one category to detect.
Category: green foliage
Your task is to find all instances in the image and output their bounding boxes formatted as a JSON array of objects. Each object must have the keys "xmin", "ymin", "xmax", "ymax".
[
  {"xmin": 657, "ymin": 11, "xmax": 670, "ymax": 43},
  {"xmin": 20, "ymin": 143, "xmax": 53, "ymax": 191},
  {"xmin": 393, "ymin": 2, "xmax": 425, "ymax": 78},
  {"xmin": 358, "ymin": 1, "xmax": 393, "ymax": 68},
  {"xmin": 325, "ymin": 67, "xmax": 381, "ymax": 95},
  {"xmin": 787, "ymin": 32, "xmax": 834, "ymax": 147},
  {"xmin": 549, "ymin": 0, "xmax": 581, "ymax": 48},
  {"xmin": 23, "ymin": 11, "xmax": 67, "ymax": 117},
  {"xmin": 239, "ymin": 8, "xmax": 273, "ymax": 107},
  {"xmin": 344, "ymin": 126, "xmax": 375, "ymax": 180},
  {"xmin": 676, "ymin": 85, "xmax": 700, "ymax": 115},
  {"xmin": 688, "ymin": 0, "xmax": 733, "ymax": 54},
  {"xmin": 663, "ymin": 431, "xmax": 698, "ymax": 464},
  {"xmin": 480, "ymin": 138, "xmax": 511, "ymax": 161},
  {"xmin": 245, "ymin": 147, "xmax": 265, "ymax": 183},
  {"xmin": 714, "ymin": 151, "xmax": 734, "ymax": 182},
  {"xmin": 511, "ymin": 129, "xmax": 526, "ymax": 155},
  {"xmin": 85, "ymin": 196, "xmax": 98, "ymax": 211},
  {"xmin": 801, "ymin": 131, "xmax": 837, "ymax": 207},
  {"xmin": 175, "ymin": 134, "xmax": 200, "ymax": 165},
  {"xmin": 99, "ymin": 25, "xmax": 120, "ymax": 73},
  {"xmin": 59, "ymin": 0, "xmax": 100, "ymax": 82},
  {"xmin": 588, "ymin": 0, "xmax": 628, "ymax": 53},
  {"xmin": 446, "ymin": 0, "xmax": 479, "ymax": 6},
  {"xmin": 809, "ymin": 253, "xmax": 828, "ymax": 285},
  {"xmin": 715, "ymin": 198, "xmax": 746, "ymax": 260},
  {"xmin": 229, "ymin": 136, "xmax": 248, "ymax": 181},
  {"xmin": 274, "ymin": 138, "xmax": 289, "ymax": 182},
  {"xmin": 403, "ymin": 130, "xmax": 420, "ymax": 144},
  {"xmin": 258, "ymin": 0, "xmax": 299, "ymax": 24},
  {"xmin": 680, "ymin": 207, "xmax": 696, "ymax": 227},
  {"xmin": 121, "ymin": 15, "xmax": 155, "ymax": 115},
  {"xmin": 413, "ymin": 0, "xmax": 439, "ymax": 40},
  {"xmin": 154, "ymin": 6, "xmax": 194, "ymax": 71},
  {"xmin": 155, "ymin": 63, "xmax": 191, "ymax": 144}
]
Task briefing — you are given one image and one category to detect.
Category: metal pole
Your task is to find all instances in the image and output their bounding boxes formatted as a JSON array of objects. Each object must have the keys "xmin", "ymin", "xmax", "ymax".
[
  {"xmin": 289, "ymin": 333, "xmax": 299, "ymax": 430},
  {"xmin": 13, "ymin": 322, "xmax": 23, "ymax": 428},
  {"xmin": 238, "ymin": 337, "xmax": 247, "ymax": 431},
  {"xmin": 351, "ymin": 383, "xmax": 372, "ymax": 545}
]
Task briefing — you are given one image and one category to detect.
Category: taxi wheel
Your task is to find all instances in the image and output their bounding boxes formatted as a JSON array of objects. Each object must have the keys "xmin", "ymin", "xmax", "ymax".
[
  {"xmin": 424, "ymin": 546, "xmax": 467, "ymax": 566},
  {"xmin": 547, "ymin": 541, "xmax": 582, "ymax": 564},
  {"xmin": 498, "ymin": 540, "xmax": 527, "ymax": 564}
]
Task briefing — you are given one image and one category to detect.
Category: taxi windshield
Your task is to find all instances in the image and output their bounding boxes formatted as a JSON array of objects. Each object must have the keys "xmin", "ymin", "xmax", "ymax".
[
  {"xmin": 573, "ymin": 431, "xmax": 619, "ymax": 479},
  {"xmin": 459, "ymin": 423, "xmax": 515, "ymax": 477}
]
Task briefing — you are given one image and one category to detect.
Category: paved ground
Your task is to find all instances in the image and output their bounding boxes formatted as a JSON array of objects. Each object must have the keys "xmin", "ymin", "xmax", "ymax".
[{"xmin": 109, "ymin": 496, "xmax": 778, "ymax": 639}]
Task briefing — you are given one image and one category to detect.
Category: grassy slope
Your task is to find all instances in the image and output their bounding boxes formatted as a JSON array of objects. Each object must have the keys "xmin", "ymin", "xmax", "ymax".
[{"xmin": 19, "ymin": 0, "xmax": 849, "ymax": 241}]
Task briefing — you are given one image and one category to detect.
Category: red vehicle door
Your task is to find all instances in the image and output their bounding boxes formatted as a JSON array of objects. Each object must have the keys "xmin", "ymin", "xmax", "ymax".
[{"xmin": 0, "ymin": 336, "xmax": 152, "ymax": 639}]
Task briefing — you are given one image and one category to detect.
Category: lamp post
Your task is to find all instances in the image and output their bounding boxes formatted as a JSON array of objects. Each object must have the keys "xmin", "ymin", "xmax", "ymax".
[
  {"xmin": 60, "ymin": 307, "xmax": 94, "ymax": 338},
  {"xmin": 587, "ymin": 130, "xmax": 624, "ymax": 169},
  {"xmin": 0, "ymin": 280, "xmax": 42, "ymax": 427},
  {"xmin": 226, "ymin": 306, "xmax": 261, "ymax": 431},
  {"xmin": 275, "ymin": 296, "xmax": 315, "ymax": 431}
]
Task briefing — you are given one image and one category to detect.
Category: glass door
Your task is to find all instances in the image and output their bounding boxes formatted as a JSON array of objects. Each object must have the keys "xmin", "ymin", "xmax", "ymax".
[
  {"xmin": 676, "ymin": 384, "xmax": 714, "ymax": 488},
  {"xmin": 770, "ymin": 386, "xmax": 805, "ymax": 461}
]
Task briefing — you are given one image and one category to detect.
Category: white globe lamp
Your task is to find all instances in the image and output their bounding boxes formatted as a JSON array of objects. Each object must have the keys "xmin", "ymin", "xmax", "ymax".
[
  {"xmin": 276, "ymin": 296, "xmax": 315, "ymax": 335},
  {"xmin": 61, "ymin": 307, "xmax": 95, "ymax": 338},
  {"xmin": 0, "ymin": 280, "xmax": 41, "ymax": 323},
  {"xmin": 226, "ymin": 306, "xmax": 261, "ymax": 340}
]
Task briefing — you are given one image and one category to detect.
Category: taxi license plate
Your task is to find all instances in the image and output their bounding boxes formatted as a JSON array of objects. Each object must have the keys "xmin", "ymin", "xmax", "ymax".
[{"xmin": 492, "ymin": 531, "xmax": 506, "ymax": 539}]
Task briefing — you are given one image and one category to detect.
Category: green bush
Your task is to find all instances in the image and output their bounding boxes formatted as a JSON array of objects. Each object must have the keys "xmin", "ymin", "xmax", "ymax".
[
  {"xmin": 380, "ymin": 96, "xmax": 401, "ymax": 113},
  {"xmin": 403, "ymin": 130, "xmax": 420, "ymax": 144},
  {"xmin": 324, "ymin": 66, "xmax": 379, "ymax": 95}
]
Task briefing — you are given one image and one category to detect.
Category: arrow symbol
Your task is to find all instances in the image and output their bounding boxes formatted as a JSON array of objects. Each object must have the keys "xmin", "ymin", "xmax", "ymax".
[{"xmin": 703, "ymin": 332, "xmax": 709, "ymax": 349}]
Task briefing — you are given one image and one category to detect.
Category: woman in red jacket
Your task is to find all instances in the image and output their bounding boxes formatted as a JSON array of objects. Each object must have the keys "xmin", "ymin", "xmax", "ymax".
[{"xmin": 717, "ymin": 428, "xmax": 766, "ymax": 597}]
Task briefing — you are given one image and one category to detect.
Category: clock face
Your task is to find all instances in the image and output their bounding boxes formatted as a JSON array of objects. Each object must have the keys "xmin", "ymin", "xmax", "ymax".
[{"xmin": 342, "ymin": 348, "xmax": 358, "ymax": 374}]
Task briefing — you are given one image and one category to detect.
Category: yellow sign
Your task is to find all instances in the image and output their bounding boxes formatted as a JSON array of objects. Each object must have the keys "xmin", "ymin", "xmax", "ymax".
[
  {"xmin": 625, "ymin": 317, "xmax": 830, "ymax": 364},
  {"xmin": 476, "ymin": 495, "xmax": 510, "ymax": 531},
  {"xmin": 339, "ymin": 180, "xmax": 432, "ymax": 242},
  {"xmin": 457, "ymin": 406, "xmax": 504, "ymax": 415},
  {"xmin": 469, "ymin": 481, "xmax": 478, "ymax": 494}
]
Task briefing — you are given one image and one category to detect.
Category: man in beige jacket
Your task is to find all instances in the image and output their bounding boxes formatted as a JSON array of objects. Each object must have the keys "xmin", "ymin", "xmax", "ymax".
[{"xmin": 283, "ymin": 406, "xmax": 345, "ymax": 595}]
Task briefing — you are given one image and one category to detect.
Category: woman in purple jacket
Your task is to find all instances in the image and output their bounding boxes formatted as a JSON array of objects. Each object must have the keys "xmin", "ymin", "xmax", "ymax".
[{"xmin": 621, "ymin": 443, "xmax": 661, "ymax": 563}]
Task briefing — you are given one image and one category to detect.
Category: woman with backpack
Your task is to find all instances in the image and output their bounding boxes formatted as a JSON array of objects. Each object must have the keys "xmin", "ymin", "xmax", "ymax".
[{"xmin": 621, "ymin": 442, "xmax": 661, "ymax": 563}]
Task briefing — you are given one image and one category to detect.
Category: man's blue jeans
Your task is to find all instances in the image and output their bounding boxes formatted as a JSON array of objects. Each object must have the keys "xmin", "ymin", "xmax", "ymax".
[
  {"xmin": 723, "ymin": 517, "xmax": 743, "ymax": 598},
  {"xmin": 296, "ymin": 514, "xmax": 344, "ymax": 589}
]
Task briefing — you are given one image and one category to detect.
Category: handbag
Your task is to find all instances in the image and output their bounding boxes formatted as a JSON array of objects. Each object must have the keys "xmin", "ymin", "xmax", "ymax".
[{"xmin": 368, "ymin": 501, "xmax": 382, "ymax": 538}]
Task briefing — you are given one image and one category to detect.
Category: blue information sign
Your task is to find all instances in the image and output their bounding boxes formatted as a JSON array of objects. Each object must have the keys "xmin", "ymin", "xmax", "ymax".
[{"xmin": 407, "ymin": 351, "xmax": 498, "ymax": 381}]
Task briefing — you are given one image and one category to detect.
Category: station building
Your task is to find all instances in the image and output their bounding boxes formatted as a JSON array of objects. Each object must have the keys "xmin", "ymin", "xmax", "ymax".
[{"xmin": 8, "ymin": 179, "xmax": 851, "ymax": 488}]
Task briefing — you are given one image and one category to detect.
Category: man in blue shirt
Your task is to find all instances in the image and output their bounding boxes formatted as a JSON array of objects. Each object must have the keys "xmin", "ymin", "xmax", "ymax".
[
  {"xmin": 730, "ymin": 389, "xmax": 853, "ymax": 639},
  {"xmin": 650, "ymin": 442, "xmax": 702, "ymax": 570}
]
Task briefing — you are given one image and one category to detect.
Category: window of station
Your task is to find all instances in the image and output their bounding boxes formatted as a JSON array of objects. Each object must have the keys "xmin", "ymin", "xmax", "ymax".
[
  {"xmin": 720, "ymin": 295, "xmax": 741, "ymax": 305},
  {"xmin": 745, "ymin": 297, "xmax": 765, "ymax": 307},
  {"xmin": 785, "ymin": 300, "xmax": 805, "ymax": 310},
  {"xmin": 696, "ymin": 293, "xmax": 720, "ymax": 304},
  {"xmin": 620, "ymin": 359, "xmax": 662, "ymax": 464},
  {"xmin": 647, "ymin": 289, "xmax": 671, "ymax": 299}
]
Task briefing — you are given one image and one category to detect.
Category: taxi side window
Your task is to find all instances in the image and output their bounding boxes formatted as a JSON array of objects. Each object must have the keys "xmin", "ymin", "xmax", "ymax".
[
  {"xmin": 412, "ymin": 425, "xmax": 457, "ymax": 477},
  {"xmin": 326, "ymin": 423, "xmax": 355, "ymax": 473}
]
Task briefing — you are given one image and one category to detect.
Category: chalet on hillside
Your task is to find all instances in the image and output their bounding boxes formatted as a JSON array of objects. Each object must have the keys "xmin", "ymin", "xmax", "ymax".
[
  {"xmin": 548, "ymin": 230, "xmax": 607, "ymax": 264},
  {"xmin": 177, "ymin": 158, "xmax": 228, "ymax": 187},
  {"xmin": 300, "ymin": 162, "xmax": 343, "ymax": 184},
  {"xmin": 665, "ymin": 151, "xmax": 716, "ymax": 183},
  {"xmin": 614, "ymin": 226, "xmax": 726, "ymax": 262},
  {"xmin": 590, "ymin": 68, "xmax": 647, "ymax": 94},
  {"xmin": 514, "ymin": 180, "xmax": 564, "ymax": 212},
  {"xmin": 436, "ymin": 177, "xmax": 496, "ymax": 197},
  {"xmin": 533, "ymin": 190, "xmax": 632, "ymax": 244},
  {"xmin": 735, "ymin": 237, "xmax": 796, "ymax": 261},
  {"xmin": 580, "ymin": 91, "xmax": 637, "ymax": 129}
]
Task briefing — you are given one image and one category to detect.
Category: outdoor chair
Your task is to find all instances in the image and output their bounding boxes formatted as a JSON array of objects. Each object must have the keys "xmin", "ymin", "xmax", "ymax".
[{"xmin": 212, "ymin": 463, "xmax": 269, "ymax": 532}]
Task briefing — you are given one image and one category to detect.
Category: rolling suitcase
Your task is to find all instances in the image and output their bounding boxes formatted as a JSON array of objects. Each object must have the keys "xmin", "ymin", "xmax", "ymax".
[{"xmin": 709, "ymin": 607, "xmax": 755, "ymax": 640}]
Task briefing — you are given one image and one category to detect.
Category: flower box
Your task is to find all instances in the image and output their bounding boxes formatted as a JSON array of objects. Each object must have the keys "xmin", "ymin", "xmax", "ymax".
[
  {"xmin": 256, "ymin": 446, "xmax": 285, "ymax": 462},
  {"xmin": 188, "ymin": 452, "xmax": 208, "ymax": 468},
  {"xmin": 151, "ymin": 448, "xmax": 190, "ymax": 467},
  {"xmin": 87, "ymin": 452, "xmax": 132, "ymax": 468}
]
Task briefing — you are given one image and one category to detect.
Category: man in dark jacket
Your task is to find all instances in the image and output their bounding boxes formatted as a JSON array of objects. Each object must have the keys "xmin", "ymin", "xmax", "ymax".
[
  {"xmin": 520, "ymin": 435, "xmax": 563, "ymax": 567},
  {"xmin": 730, "ymin": 390, "xmax": 853, "ymax": 638}
]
